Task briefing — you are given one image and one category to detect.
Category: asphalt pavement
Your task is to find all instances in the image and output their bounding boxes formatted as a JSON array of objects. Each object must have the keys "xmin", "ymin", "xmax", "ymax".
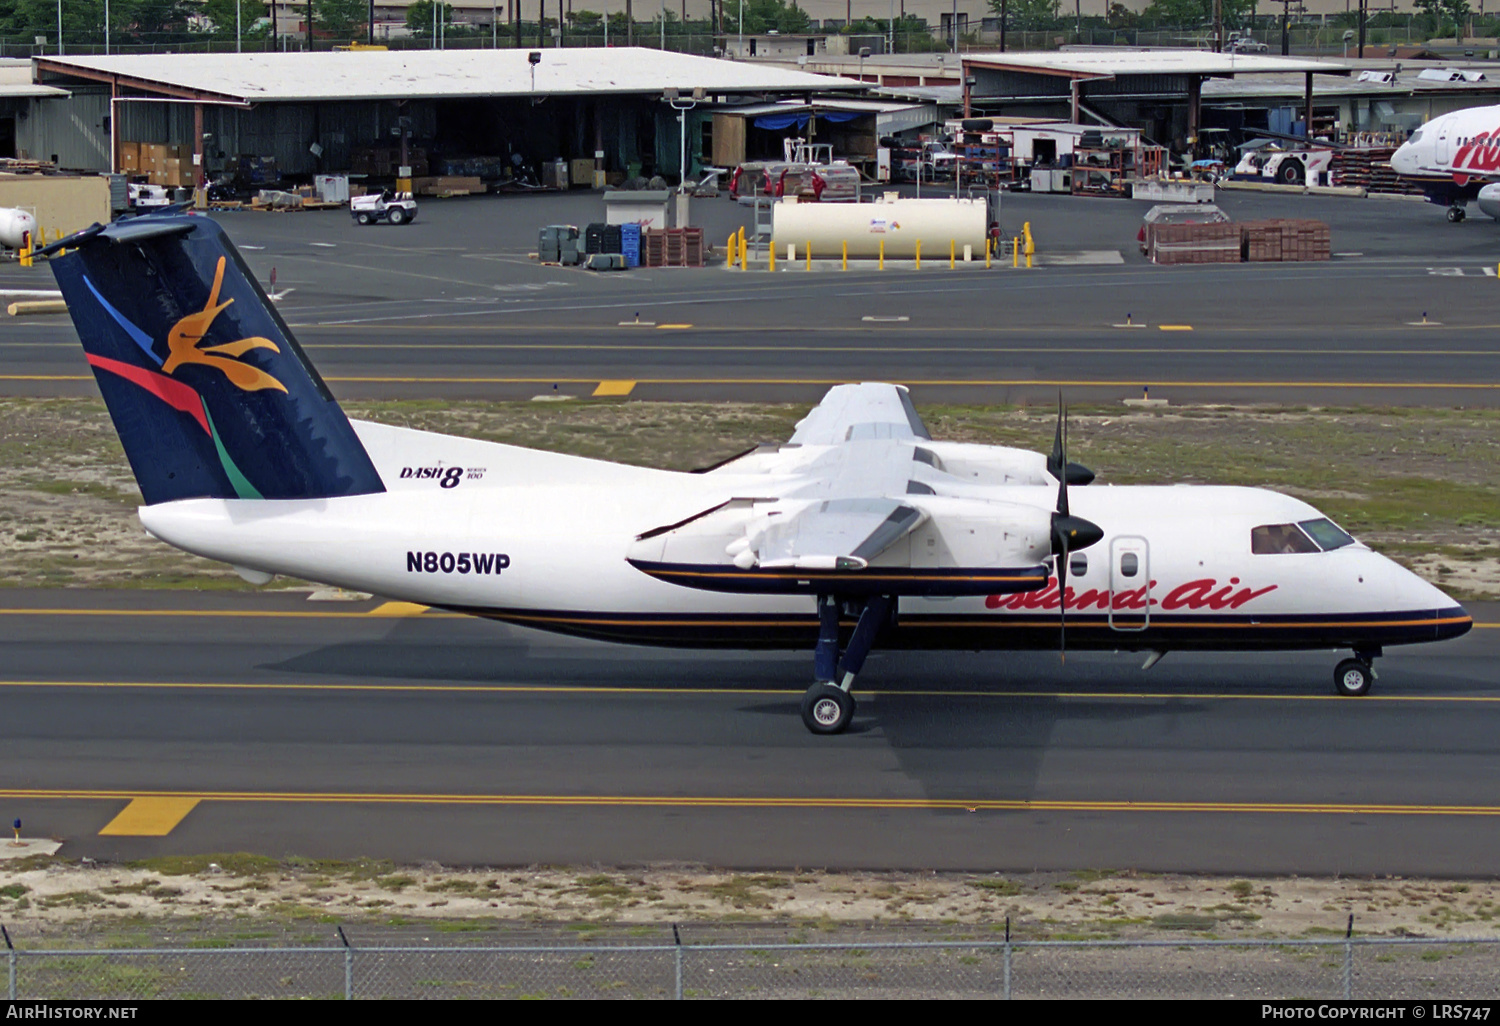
[
  {"xmin": 2, "ymin": 187, "xmax": 1498, "ymax": 405},
  {"xmin": 0, "ymin": 590, "xmax": 1495, "ymax": 873},
  {"xmin": 1, "ymin": 185, "xmax": 1497, "ymax": 874}
]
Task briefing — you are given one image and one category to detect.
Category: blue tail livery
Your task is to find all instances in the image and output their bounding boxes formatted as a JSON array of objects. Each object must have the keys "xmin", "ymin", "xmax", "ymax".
[{"xmin": 48, "ymin": 215, "xmax": 384, "ymax": 504}]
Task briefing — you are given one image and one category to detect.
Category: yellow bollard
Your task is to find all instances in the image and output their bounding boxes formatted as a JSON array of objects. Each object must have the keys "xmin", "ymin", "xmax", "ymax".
[
  {"xmin": 915, "ymin": 239, "xmax": 921, "ymax": 270},
  {"xmin": 879, "ymin": 239, "xmax": 884, "ymax": 270},
  {"xmin": 806, "ymin": 240, "xmax": 812, "ymax": 271},
  {"xmin": 726, "ymin": 233, "xmax": 737, "ymax": 269},
  {"xmin": 1023, "ymin": 221, "xmax": 1035, "ymax": 269},
  {"xmin": 19, "ymin": 230, "xmax": 30, "ymax": 268},
  {"xmin": 985, "ymin": 237, "xmax": 992, "ymax": 270},
  {"xmin": 950, "ymin": 239, "xmax": 956, "ymax": 269},
  {"xmin": 768, "ymin": 241, "xmax": 776, "ymax": 273},
  {"xmin": 738, "ymin": 227, "xmax": 747, "ymax": 271},
  {"xmin": 842, "ymin": 240, "xmax": 848, "ymax": 271},
  {"xmin": 1013, "ymin": 238, "xmax": 1020, "ymax": 268}
]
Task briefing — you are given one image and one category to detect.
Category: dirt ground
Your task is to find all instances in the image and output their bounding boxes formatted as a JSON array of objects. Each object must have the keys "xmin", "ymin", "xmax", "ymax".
[
  {"xmin": 0, "ymin": 857, "xmax": 1493, "ymax": 944},
  {"xmin": 0, "ymin": 397, "xmax": 1496, "ymax": 596}
]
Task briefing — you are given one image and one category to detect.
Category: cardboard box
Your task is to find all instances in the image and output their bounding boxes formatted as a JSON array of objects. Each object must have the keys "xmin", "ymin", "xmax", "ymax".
[
  {"xmin": 118, "ymin": 142, "xmax": 140, "ymax": 171},
  {"xmin": 570, "ymin": 159, "xmax": 595, "ymax": 188}
]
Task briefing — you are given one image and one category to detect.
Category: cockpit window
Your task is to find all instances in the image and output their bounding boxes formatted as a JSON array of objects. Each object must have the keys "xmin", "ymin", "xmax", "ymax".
[
  {"xmin": 1251, "ymin": 523, "xmax": 1319, "ymax": 555},
  {"xmin": 1410, "ymin": 129, "xmax": 1424, "ymax": 143},
  {"xmin": 1298, "ymin": 518, "xmax": 1355, "ymax": 551}
]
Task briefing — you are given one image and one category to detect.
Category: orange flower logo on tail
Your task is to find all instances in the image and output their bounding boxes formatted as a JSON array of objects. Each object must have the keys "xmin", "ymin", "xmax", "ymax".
[{"xmin": 161, "ymin": 256, "xmax": 285, "ymax": 393}]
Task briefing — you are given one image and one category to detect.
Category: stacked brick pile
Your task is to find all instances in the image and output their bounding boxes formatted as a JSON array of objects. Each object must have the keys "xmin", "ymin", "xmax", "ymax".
[
  {"xmin": 1239, "ymin": 219, "xmax": 1331, "ymax": 262},
  {"xmin": 1148, "ymin": 220, "xmax": 1330, "ymax": 265}
]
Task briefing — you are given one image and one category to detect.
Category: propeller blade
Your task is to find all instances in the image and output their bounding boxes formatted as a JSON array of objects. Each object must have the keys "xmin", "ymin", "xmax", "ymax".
[
  {"xmin": 1058, "ymin": 536, "xmax": 1068, "ymax": 663},
  {"xmin": 1047, "ymin": 394, "xmax": 1064, "ymax": 482}
]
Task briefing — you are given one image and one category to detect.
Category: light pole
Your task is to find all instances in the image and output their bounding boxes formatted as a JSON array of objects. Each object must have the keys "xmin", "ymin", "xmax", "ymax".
[
  {"xmin": 56, "ymin": 0, "xmax": 62, "ymax": 56},
  {"xmin": 665, "ymin": 87, "xmax": 702, "ymax": 186},
  {"xmin": 858, "ymin": 45, "xmax": 870, "ymax": 82},
  {"xmin": 105, "ymin": 0, "xmax": 109, "ymax": 54},
  {"xmin": 237, "ymin": 0, "xmax": 242, "ymax": 53}
]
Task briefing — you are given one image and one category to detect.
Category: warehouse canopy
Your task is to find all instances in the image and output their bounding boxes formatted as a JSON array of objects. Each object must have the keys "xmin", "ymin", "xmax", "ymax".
[
  {"xmin": 964, "ymin": 51, "xmax": 1351, "ymax": 81},
  {"xmin": 34, "ymin": 48, "xmax": 863, "ymax": 105},
  {"xmin": 0, "ymin": 59, "xmax": 66, "ymax": 99}
]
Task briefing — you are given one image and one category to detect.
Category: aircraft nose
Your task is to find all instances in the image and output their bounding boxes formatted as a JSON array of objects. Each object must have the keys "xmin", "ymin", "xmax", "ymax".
[{"xmin": 1391, "ymin": 143, "xmax": 1415, "ymax": 175}]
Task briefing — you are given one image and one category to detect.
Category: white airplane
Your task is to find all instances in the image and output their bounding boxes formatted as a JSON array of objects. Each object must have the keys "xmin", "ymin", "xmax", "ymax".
[
  {"xmin": 40, "ymin": 216, "xmax": 1471, "ymax": 734},
  {"xmin": 1390, "ymin": 104, "xmax": 1500, "ymax": 221}
]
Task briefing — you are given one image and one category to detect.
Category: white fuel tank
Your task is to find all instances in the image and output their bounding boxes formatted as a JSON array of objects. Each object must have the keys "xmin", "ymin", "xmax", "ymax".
[
  {"xmin": 0, "ymin": 208, "xmax": 37, "ymax": 250},
  {"xmin": 771, "ymin": 194, "xmax": 988, "ymax": 259}
]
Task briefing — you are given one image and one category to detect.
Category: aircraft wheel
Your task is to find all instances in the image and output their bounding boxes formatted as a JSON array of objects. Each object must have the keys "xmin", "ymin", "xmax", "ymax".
[
  {"xmin": 1333, "ymin": 658, "xmax": 1374, "ymax": 697},
  {"xmin": 356, "ymin": 212, "xmax": 372, "ymax": 225},
  {"xmin": 1448, "ymin": 206, "xmax": 1466, "ymax": 223},
  {"xmin": 388, "ymin": 208, "xmax": 408, "ymax": 225},
  {"xmin": 801, "ymin": 684, "xmax": 855, "ymax": 735}
]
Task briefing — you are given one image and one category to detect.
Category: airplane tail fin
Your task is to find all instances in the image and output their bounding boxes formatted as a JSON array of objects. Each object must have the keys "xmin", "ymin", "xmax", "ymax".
[{"xmin": 48, "ymin": 215, "xmax": 384, "ymax": 505}]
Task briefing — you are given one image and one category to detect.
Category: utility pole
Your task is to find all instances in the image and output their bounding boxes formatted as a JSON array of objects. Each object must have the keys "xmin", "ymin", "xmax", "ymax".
[
  {"xmin": 306, "ymin": 0, "xmax": 313, "ymax": 50},
  {"xmin": 1280, "ymin": 0, "xmax": 1290, "ymax": 55},
  {"xmin": 1357, "ymin": 0, "xmax": 1365, "ymax": 57},
  {"xmin": 627, "ymin": 0, "xmax": 633, "ymax": 45},
  {"xmin": 1213, "ymin": 0, "xmax": 1222, "ymax": 51},
  {"xmin": 1000, "ymin": 0, "xmax": 1007, "ymax": 52}
]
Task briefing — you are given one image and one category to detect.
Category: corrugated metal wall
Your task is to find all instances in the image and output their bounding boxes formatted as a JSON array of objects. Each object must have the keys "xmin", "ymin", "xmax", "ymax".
[
  {"xmin": 17, "ymin": 88, "xmax": 111, "ymax": 170},
  {"xmin": 114, "ymin": 100, "xmax": 437, "ymax": 175}
]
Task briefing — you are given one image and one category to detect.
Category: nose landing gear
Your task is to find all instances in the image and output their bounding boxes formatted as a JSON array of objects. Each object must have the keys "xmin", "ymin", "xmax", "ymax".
[
  {"xmin": 1448, "ymin": 203, "xmax": 1468, "ymax": 223},
  {"xmin": 800, "ymin": 594, "xmax": 893, "ymax": 734},
  {"xmin": 1334, "ymin": 647, "xmax": 1381, "ymax": 697}
]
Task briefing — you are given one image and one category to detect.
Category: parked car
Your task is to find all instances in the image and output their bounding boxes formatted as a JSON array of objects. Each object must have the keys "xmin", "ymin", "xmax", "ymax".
[{"xmin": 1229, "ymin": 36, "xmax": 1269, "ymax": 53}]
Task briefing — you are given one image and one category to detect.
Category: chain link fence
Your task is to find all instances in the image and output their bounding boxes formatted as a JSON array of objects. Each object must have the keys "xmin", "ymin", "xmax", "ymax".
[{"xmin": 2, "ymin": 936, "xmax": 1498, "ymax": 999}]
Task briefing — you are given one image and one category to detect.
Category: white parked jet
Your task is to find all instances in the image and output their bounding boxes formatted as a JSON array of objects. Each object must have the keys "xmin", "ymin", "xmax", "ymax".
[
  {"xmin": 1390, "ymin": 103, "xmax": 1500, "ymax": 221},
  {"xmin": 42, "ymin": 216, "xmax": 1471, "ymax": 734}
]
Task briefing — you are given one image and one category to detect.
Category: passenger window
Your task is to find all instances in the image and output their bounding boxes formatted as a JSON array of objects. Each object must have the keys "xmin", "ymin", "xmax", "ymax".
[
  {"xmin": 1070, "ymin": 552, "xmax": 1088, "ymax": 577},
  {"xmin": 1298, "ymin": 518, "xmax": 1355, "ymax": 551},
  {"xmin": 1251, "ymin": 523, "xmax": 1319, "ymax": 555},
  {"xmin": 1119, "ymin": 552, "xmax": 1138, "ymax": 577}
]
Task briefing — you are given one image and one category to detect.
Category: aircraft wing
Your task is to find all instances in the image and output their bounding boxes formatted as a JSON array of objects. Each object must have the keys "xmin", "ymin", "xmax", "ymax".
[
  {"xmin": 788, "ymin": 383, "xmax": 931, "ymax": 446},
  {"xmin": 756, "ymin": 498, "xmax": 925, "ymax": 570}
]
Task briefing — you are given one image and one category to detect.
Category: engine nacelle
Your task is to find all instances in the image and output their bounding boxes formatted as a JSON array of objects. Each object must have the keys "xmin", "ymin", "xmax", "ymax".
[
  {"xmin": 1478, "ymin": 182, "xmax": 1500, "ymax": 221},
  {"xmin": 916, "ymin": 442, "xmax": 1053, "ymax": 487},
  {"xmin": 0, "ymin": 207, "xmax": 37, "ymax": 250}
]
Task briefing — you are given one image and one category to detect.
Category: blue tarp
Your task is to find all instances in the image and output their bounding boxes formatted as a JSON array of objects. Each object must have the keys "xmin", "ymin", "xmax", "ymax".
[{"xmin": 751, "ymin": 110, "xmax": 862, "ymax": 131}]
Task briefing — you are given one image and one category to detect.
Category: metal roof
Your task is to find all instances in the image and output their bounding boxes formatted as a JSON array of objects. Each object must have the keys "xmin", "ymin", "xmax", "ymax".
[
  {"xmin": 0, "ymin": 58, "xmax": 66, "ymax": 99},
  {"xmin": 33, "ymin": 48, "xmax": 862, "ymax": 104},
  {"xmin": 964, "ymin": 50, "xmax": 1352, "ymax": 79}
]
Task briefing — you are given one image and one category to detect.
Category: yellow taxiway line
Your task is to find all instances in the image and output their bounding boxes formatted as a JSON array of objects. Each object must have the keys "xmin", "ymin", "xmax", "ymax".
[
  {"xmin": 98, "ymin": 797, "xmax": 201, "ymax": 836},
  {"xmin": 9, "ymin": 789, "xmax": 1500, "ymax": 818},
  {"xmin": 4, "ymin": 374, "xmax": 1500, "ymax": 390},
  {"xmin": 0, "ymin": 680, "xmax": 1497, "ymax": 703}
]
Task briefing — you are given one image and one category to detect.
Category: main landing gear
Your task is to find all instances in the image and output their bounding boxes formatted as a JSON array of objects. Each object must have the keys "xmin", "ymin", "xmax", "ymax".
[
  {"xmin": 800, "ymin": 594, "xmax": 894, "ymax": 734},
  {"xmin": 1333, "ymin": 647, "xmax": 1381, "ymax": 697}
]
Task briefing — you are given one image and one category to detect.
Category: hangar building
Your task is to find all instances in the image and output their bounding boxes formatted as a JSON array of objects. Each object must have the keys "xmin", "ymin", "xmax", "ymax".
[{"xmin": 24, "ymin": 48, "xmax": 860, "ymax": 186}]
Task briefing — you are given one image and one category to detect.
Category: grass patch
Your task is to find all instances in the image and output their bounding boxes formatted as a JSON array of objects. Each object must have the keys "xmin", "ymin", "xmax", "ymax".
[
  {"xmin": 3, "ymin": 398, "xmax": 1497, "ymax": 592},
  {"xmin": 1151, "ymin": 913, "xmax": 1219, "ymax": 931},
  {"xmin": 969, "ymin": 878, "xmax": 1024, "ymax": 896},
  {"xmin": 130, "ymin": 853, "xmax": 280, "ymax": 878}
]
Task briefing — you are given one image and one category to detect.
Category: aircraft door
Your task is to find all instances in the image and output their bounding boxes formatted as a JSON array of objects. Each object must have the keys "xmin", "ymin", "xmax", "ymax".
[
  {"xmin": 1108, "ymin": 536, "xmax": 1150, "ymax": 632},
  {"xmin": 1436, "ymin": 125, "xmax": 1452, "ymax": 165}
]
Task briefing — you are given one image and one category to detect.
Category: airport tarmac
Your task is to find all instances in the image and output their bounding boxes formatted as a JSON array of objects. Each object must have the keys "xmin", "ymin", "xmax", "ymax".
[
  {"xmin": 0, "ymin": 590, "xmax": 1495, "ymax": 874},
  {"xmin": 0, "ymin": 186, "xmax": 1494, "ymax": 875},
  {"xmin": 1, "ymin": 188, "xmax": 1498, "ymax": 405}
]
